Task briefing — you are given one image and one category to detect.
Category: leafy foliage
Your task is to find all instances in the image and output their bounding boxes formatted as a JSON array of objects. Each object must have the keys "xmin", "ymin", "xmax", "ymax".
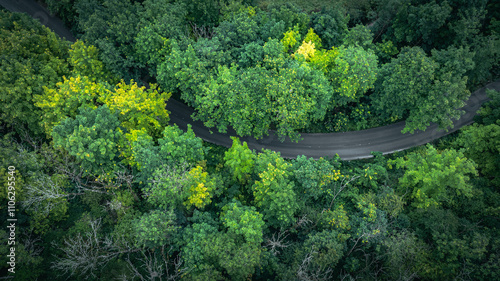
[
  {"xmin": 68, "ymin": 40, "xmax": 117, "ymax": 83},
  {"xmin": 52, "ymin": 105, "xmax": 123, "ymax": 177},
  {"xmin": 224, "ymin": 137, "xmax": 256, "ymax": 184},
  {"xmin": 455, "ymin": 89, "xmax": 500, "ymax": 185},
  {"xmin": 329, "ymin": 45, "xmax": 378, "ymax": 105},
  {"xmin": 310, "ymin": 7, "xmax": 349, "ymax": 49},
  {"xmin": 252, "ymin": 150, "xmax": 298, "ymax": 228},
  {"xmin": 0, "ymin": 11, "xmax": 69, "ymax": 137},
  {"xmin": 102, "ymin": 81, "xmax": 171, "ymax": 138},
  {"xmin": 132, "ymin": 125, "xmax": 205, "ymax": 180},
  {"xmin": 292, "ymin": 155, "xmax": 340, "ymax": 202},
  {"xmin": 184, "ymin": 166, "xmax": 216, "ymax": 209},
  {"xmin": 3, "ymin": 2, "xmax": 500, "ymax": 280},
  {"xmin": 133, "ymin": 209, "xmax": 177, "ymax": 248},
  {"xmin": 390, "ymin": 144, "xmax": 477, "ymax": 208},
  {"xmin": 36, "ymin": 75, "xmax": 104, "ymax": 135},
  {"xmin": 185, "ymin": 45, "xmax": 332, "ymax": 141},
  {"xmin": 221, "ymin": 199, "xmax": 265, "ymax": 244},
  {"xmin": 373, "ymin": 46, "xmax": 473, "ymax": 133}
]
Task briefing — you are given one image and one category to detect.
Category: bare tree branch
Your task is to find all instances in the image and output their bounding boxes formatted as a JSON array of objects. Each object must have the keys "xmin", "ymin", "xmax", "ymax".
[
  {"xmin": 51, "ymin": 218, "xmax": 139, "ymax": 280},
  {"xmin": 125, "ymin": 246, "xmax": 190, "ymax": 281},
  {"xmin": 21, "ymin": 174, "xmax": 77, "ymax": 216},
  {"xmin": 296, "ymin": 250, "xmax": 334, "ymax": 281},
  {"xmin": 265, "ymin": 230, "xmax": 291, "ymax": 256}
]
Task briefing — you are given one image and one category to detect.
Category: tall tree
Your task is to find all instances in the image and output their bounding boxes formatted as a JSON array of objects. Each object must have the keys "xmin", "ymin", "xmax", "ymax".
[
  {"xmin": 36, "ymin": 75, "xmax": 105, "ymax": 135},
  {"xmin": 389, "ymin": 144, "xmax": 477, "ymax": 208},
  {"xmin": 224, "ymin": 137, "xmax": 256, "ymax": 184},
  {"xmin": 191, "ymin": 45, "xmax": 332, "ymax": 141},
  {"xmin": 455, "ymin": 89, "xmax": 500, "ymax": 185},
  {"xmin": 310, "ymin": 7, "xmax": 349, "ymax": 49},
  {"xmin": 51, "ymin": 105, "xmax": 123, "ymax": 177},
  {"xmin": 252, "ymin": 150, "xmax": 298, "ymax": 228},
  {"xmin": 329, "ymin": 45, "xmax": 379, "ymax": 105},
  {"xmin": 68, "ymin": 40, "xmax": 118, "ymax": 84},
  {"xmin": 0, "ymin": 11, "xmax": 69, "ymax": 137},
  {"xmin": 102, "ymin": 80, "xmax": 171, "ymax": 139},
  {"xmin": 373, "ymin": 46, "xmax": 473, "ymax": 133},
  {"xmin": 131, "ymin": 125, "xmax": 205, "ymax": 181}
]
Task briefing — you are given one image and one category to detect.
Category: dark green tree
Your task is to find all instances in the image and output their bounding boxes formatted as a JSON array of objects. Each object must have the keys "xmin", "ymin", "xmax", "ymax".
[
  {"xmin": 373, "ymin": 46, "xmax": 474, "ymax": 133},
  {"xmin": 0, "ymin": 11, "xmax": 69, "ymax": 137},
  {"xmin": 51, "ymin": 105, "xmax": 123, "ymax": 177},
  {"xmin": 310, "ymin": 7, "xmax": 349, "ymax": 49}
]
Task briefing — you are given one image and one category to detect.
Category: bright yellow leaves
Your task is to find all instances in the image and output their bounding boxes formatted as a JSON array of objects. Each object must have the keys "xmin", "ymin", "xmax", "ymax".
[
  {"xmin": 184, "ymin": 166, "xmax": 215, "ymax": 209},
  {"xmin": 319, "ymin": 169, "xmax": 343, "ymax": 187},
  {"xmin": 291, "ymin": 28, "xmax": 321, "ymax": 61},
  {"xmin": 37, "ymin": 75, "xmax": 171, "ymax": 142},
  {"xmin": 363, "ymin": 167, "xmax": 377, "ymax": 180},
  {"xmin": 36, "ymin": 75, "xmax": 104, "ymax": 135},
  {"xmin": 281, "ymin": 27, "xmax": 300, "ymax": 53},
  {"xmin": 102, "ymin": 80, "xmax": 171, "ymax": 138},
  {"xmin": 303, "ymin": 28, "xmax": 322, "ymax": 49},
  {"xmin": 285, "ymin": 27, "xmax": 339, "ymax": 74},
  {"xmin": 293, "ymin": 40, "xmax": 315, "ymax": 60},
  {"xmin": 187, "ymin": 182, "xmax": 209, "ymax": 208}
]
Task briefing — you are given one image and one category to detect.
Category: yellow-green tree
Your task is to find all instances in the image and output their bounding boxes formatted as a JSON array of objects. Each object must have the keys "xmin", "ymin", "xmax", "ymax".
[
  {"xmin": 145, "ymin": 165, "xmax": 214, "ymax": 211},
  {"xmin": 389, "ymin": 145, "xmax": 477, "ymax": 208},
  {"xmin": 68, "ymin": 40, "xmax": 118, "ymax": 84},
  {"xmin": 184, "ymin": 166, "xmax": 216, "ymax": 209},
  {"xmin": 101, "ymin": 80, "xmax": 171, "ymax": 139},
  {"xmin": 36, "ymin": 75, "xmax": 105, "ymax": 135},
  {"xmin": 281, "ymin": 25, "xmax": 301, "ymax": 53},
  {"xmin": 224, "ymin": 137, "xmax": 255, "ymax": 184},
  {"xmin": 252, "ymin": 152, "xmax": 298, "ymax": 228}
]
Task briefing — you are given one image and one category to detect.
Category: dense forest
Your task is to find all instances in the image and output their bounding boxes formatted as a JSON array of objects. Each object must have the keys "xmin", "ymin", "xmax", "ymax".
[{"xmin": 0, "ymin": 0, "xmax": 499, "ymax": 280}]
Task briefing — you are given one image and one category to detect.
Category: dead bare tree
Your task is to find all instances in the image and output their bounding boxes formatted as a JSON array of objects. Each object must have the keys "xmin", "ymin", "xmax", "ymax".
[
  {"xmin": 187, "ymin": 22, "xmax": 215, "ymax": 39},
  {"xmin": 125, "ymin": 246, "xmax": 190, "ymax": 281},
  {"xmin": 265, "ymin": 229, "xmax": 291, "ymax": 256},
  {"xmin": 296, "ymin": 250, "xmax": 334, "ymax": 281},
  {"xmin": 20, "ymin": 229, "xmax": 43, "ymax": 258},
  {"xmin": 295, "ymin": 214, "xmax": 313, "ymax": 229},
  {"xmin": 51, "ymin": 218, "xmax": 138, "ymax": 280},
  {"xmin": 21, "ymin": 174, "xmax": 79, "ymax": 216}
]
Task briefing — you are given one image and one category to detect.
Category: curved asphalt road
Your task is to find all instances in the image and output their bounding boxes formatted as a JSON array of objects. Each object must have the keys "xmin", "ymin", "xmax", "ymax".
[{"xmin": 3, "ymin": 0, "xmax": 499, "ymax": 160}]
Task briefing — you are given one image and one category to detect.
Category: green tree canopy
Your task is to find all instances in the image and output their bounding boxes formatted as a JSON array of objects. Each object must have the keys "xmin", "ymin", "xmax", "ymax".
[
  {"xmin": 52, "ymin": 105, "xmax": 123, "ymax": 177},
  {"xmin": 221, "ymin": 199, "xmax": 265, "ymax": 245},
  {"xmin": 224, "ymin": 137, "xmax": 256, "ymax": 184},
  {"xmin": 191, "ymin": 53, "xmax": 332, "ymax": 141},
  {"xmin": 389, "ymin": 144, "xmax": 477, "ymax": 208},
  {"xmin": 252, "ymin": 150, "xmax": 298, "ymax": 228},
  {"xmin": 131, "ymin": 125, "xmax": 205, "ymax": 181},
  {"xmin": 373, "ymin": 46, "xmax": 473, "ymax": 133},
  {"xmin": 36, "ymin": 75, "xmax": 105, "ymax": 135},
  {"xmin": 133, "ymin": 209, "xmax": 177, "ymax": 249},
  {"xmin": 0, "ymin": 11, "xmax": 69, "ymax": 137}
]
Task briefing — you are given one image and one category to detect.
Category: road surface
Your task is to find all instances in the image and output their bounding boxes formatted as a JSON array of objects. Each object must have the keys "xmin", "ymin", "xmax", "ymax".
[{"xmin": 2, "ymin": 0, "xmax": 499, "ymax": 160}]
